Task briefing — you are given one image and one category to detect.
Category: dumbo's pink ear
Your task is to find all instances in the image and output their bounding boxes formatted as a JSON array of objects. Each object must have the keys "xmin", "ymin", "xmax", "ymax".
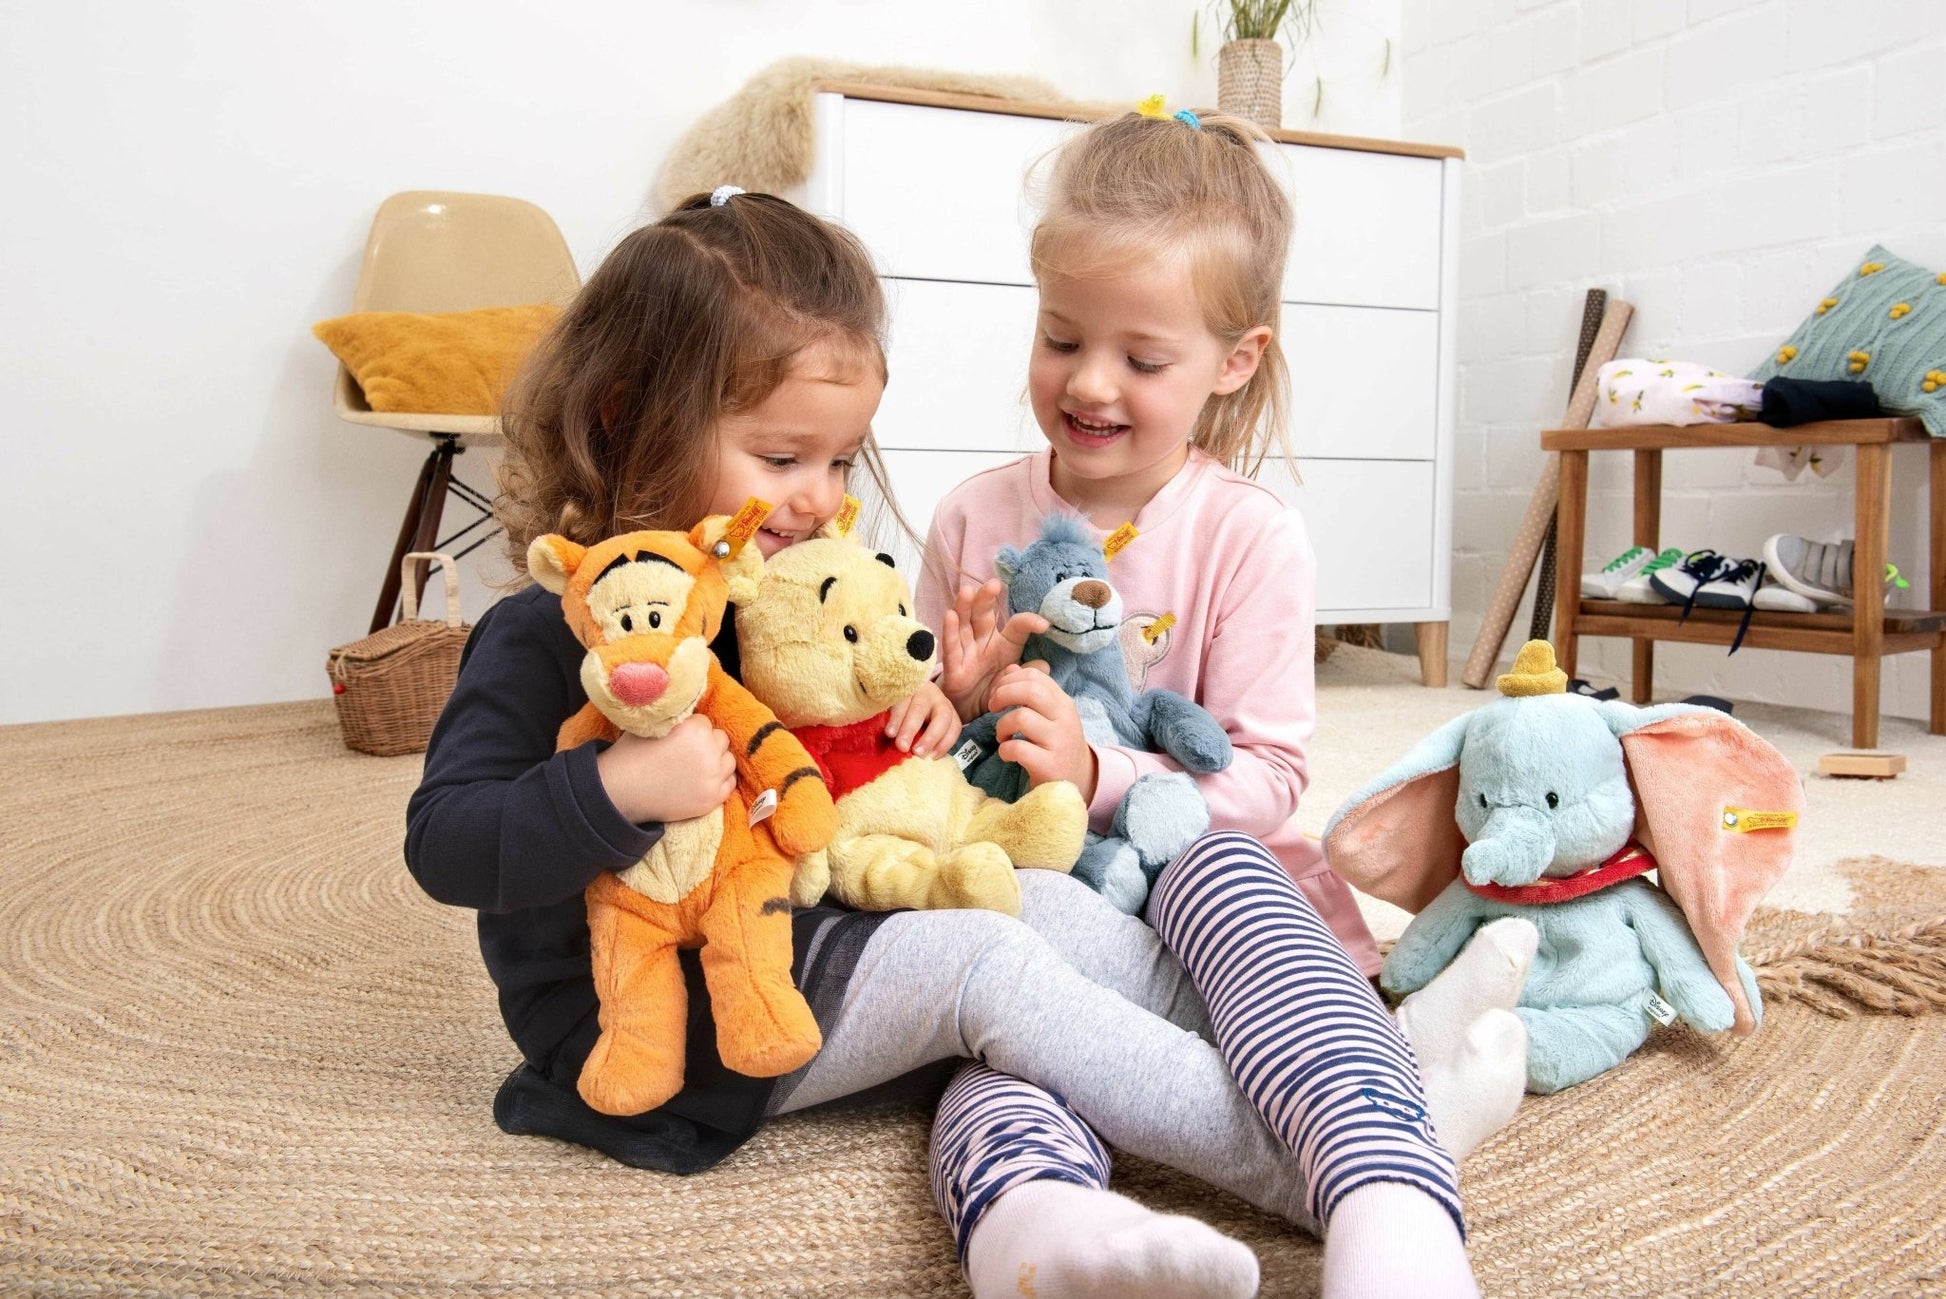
[
  {"xmin": 1618, "ymin": 710, "xmax": 1801, "ymax": 1036},
  {"xmin": 1325, "ymin": 714, "xmax": 1470, "ymax": 913}
]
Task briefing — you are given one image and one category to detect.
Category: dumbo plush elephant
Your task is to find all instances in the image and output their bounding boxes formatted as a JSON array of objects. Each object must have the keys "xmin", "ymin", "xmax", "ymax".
[{"xmin": 1325, "ymin": 641, "xmax": 1802, "ymax": 1094}]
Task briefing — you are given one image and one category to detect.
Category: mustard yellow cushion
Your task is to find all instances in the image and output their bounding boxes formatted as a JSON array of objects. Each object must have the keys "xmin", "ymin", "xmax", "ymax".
[{"xmin": 312, "ymin": 305, "xmax": 560, "ymax": 416}]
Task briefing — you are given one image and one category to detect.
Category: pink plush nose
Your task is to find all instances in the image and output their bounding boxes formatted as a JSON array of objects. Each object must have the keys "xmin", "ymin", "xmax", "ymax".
[{"xmin": 608, "ymin": 662, "xmax": 669, "ymax": 708}]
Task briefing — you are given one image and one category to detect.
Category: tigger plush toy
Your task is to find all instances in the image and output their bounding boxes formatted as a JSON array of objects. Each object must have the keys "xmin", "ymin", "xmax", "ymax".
[{"xmin": 527, "ymin": 516, "xmax": 837, "ymax": 1117}]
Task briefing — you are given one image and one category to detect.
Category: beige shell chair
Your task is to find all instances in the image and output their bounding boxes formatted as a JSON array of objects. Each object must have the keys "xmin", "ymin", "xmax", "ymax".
[{"xmin": 332, "ymin": 191, "xmax": 580, "ymax": 632}]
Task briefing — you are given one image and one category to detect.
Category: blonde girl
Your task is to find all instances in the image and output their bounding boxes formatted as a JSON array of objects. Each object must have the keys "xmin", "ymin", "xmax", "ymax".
[{"xmin": 919, "ymin": 110, "xmax": 1533, "ymax": 1297}]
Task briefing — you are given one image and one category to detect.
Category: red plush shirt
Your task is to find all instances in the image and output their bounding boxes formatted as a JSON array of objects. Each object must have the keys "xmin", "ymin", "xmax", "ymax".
[{"xmin": 790, "ymin": 711, "xmax": 915, "ymax": 800}]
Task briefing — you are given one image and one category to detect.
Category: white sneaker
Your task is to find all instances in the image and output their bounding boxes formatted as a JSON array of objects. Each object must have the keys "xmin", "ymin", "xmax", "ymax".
[
  {"xmin": 1693, "ymin": 556, "xmax": 1767, "ymax": 611},
  {"xmin": 1649, "ymin": 550, "xmax": 1766, "ymax": 653},
  {"xmin": 1582, "ymin": 545, "xmax": 1655, "ymax": 599},
  {"xmin": 1613, "ymin": 547, "xmax": 1685, "ymax": 603},
  {"xmin": 1649, "ymin": 550, "xmax": 1732, "ymax": 608},
  {"xmin": 1753, "ymin": 581, "xmax": 1820, "ymax": 613}
]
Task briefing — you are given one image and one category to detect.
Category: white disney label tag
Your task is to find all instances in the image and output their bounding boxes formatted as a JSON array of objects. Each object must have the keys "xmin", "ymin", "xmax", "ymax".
[
  {"xmin": 952, "ymin": 739, "xmax": 986, "ymax": 772},
  {"xmin": 748, "ymin": 788, "xmax": 778, "ymax": 826},
  {"xmin": 1644, "ymin": 991, "xmax": 1678, "ymax": 1026}
]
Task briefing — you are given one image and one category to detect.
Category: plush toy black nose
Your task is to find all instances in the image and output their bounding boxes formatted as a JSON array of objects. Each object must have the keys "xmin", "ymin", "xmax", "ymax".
[
  {"xmin": 1073, "ymin": 580, "xmax": 1111, "ymax": 609},
  {"xmin": 906, "ymin": 629, "xmax": 935, "ymax": 661}
]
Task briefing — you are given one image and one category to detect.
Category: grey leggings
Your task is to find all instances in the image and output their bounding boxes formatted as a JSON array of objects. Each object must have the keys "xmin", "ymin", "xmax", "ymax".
[{"xmin": 770, "ymin": 869, "xmax": 1312, "ymax": 1227}]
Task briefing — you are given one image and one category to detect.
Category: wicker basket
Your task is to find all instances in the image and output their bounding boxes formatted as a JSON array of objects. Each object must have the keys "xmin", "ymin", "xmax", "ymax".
[{"xmin": 326, "ymin": 553, "xmax": 470, "ymax": 757}]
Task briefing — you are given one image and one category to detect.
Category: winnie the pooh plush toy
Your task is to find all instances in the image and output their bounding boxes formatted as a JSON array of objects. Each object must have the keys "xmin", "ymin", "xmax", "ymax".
[
  {"xmin": 528, "ymin": 519, "xmax": 837, "ymax": 1118},
  {"xmin": 730, "ymin": 527, "xmax": 1087, "ymax": 915}
]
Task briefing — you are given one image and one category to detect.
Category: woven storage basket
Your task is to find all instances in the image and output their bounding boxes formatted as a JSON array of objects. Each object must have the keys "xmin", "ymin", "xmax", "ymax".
[{"xmin": 326, "ymin": 552, "xmax": 470, "ymax": 756}]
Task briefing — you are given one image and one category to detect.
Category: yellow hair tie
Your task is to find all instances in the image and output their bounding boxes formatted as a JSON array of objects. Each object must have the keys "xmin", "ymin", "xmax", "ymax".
[{"xmin": 1137, "ymin": 93, "xmax": 1168, "ymax": 119}]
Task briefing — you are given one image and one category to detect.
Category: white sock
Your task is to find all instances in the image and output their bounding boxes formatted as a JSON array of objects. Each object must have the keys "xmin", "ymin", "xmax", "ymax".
[
  {"xmin": 965, "ymin": 1180, "xmax": 1259, "ymax": 1299},
  {"xmin": 1322, "ymin": 1181, "xmax": 1479, "ymax": 1299},
  {"xmin": 1394, "ymin": 917, "xmax": 1536, "ymax": 1160}
]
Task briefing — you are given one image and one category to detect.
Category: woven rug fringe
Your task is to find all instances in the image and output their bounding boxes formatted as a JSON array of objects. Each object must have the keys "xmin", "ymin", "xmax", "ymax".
[{"xmin": 1751, "ymin": 917, "xmax": 1946, "ymax": 1019}]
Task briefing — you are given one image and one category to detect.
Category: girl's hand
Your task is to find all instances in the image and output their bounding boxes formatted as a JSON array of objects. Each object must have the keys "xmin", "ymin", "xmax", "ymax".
[
  {"xmin": 940, "ymin": 579, "xmax": 1049, "ymax": 720},
  {"xmin": 986, "ymin": 662, "xmax": 1097, "ymax": 801},
  {"xmin": 886, "ymin": 679, "xmax": 961, "ymax": 757},
  {"xmin": 596, "ymin": 714, "xmax": 736, "ymax": 825}
]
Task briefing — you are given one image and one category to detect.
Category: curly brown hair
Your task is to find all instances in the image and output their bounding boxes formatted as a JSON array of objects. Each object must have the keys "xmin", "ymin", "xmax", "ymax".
[{"xmin": 495, "ymin": 192, "xmax": 892, "ymax": 573}]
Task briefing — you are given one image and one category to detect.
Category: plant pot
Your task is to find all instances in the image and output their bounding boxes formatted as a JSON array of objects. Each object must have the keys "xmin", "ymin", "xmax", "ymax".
[{"xmin": 1218, "ymin": 38, "xmax": 1283, "ymax": 129}]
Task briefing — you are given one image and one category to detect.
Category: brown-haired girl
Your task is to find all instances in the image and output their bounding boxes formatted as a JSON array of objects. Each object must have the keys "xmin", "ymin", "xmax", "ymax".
[{"xmin": 407, "ymin": 185, "xmax": 1520, "ymax": 1299}]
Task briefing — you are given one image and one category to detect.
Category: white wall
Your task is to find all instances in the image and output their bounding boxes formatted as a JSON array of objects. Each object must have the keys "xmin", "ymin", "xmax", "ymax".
[
  {"xmin": 0, "ymin": 0, "xmax": 1399, "ymax": 725},
  {"xmin": 1402, "ymin": 0, "xmax": 1945, "ymax": 720}
]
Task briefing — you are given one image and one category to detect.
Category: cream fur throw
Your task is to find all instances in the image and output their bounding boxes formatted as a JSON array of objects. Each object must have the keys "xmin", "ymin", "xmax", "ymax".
[{"xmin": 655, "ymin": 58, "xmax": 1070, "ymax": 213}]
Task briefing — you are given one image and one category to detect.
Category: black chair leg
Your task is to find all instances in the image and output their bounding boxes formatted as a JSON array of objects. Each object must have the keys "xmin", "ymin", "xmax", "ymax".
[{"xmin": 371, "ymin": 439, "xmax": 456, "ymax": 632}]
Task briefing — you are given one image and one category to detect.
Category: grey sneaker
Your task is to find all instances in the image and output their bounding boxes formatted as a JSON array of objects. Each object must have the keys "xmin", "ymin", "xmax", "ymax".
[
  {"xmin": 1764, "ymin": 534, "xmax": 1853, "ymax": 603},
  {"xmin": 1763, "ymin": 534, "xmax": 1911, "ymax": 606}
]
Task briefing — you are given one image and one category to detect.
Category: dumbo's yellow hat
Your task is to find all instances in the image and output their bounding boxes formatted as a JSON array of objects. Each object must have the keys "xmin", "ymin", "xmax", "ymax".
[{"xmin": 1497, "ymin": 640, "xmax": 1568, "ymax": 698}]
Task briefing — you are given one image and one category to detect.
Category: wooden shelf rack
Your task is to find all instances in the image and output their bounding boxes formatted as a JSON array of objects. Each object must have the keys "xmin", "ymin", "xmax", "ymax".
[{"xmin": 1540, "ymin": 417, "xmax": 1945, "ymax": 750}]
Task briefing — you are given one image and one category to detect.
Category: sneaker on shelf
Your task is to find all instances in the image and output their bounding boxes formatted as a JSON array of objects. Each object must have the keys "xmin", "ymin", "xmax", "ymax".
[
  {"xmin": 1650, "ymin": 550, "xmax": 1766, "ymax": 652},
  {"xmin": 1613, "ymin": 547, "xmax": 1686, "ymax": 603},
  {"xmin": 1763, "ymin": 534, "xmax": 1852, "ymax": 604},
  {"xmin": 1649, "ymin": 549, "xmax": 1729, "ymax": 608},
  {"xmin": 1753, "ymin": 581, "xmax": 1821, "ymax": 613},
  {"xmin": 1693, "ymin": 556, "xmax": 1767, "ymax": 611},
  {"xmin": 1582, "ymin": 545, "xmax": 1655, "ymax": 599},
  {"xmin": 1763, "ymin": 534, "xmax": 1913, "ymax": 607}
]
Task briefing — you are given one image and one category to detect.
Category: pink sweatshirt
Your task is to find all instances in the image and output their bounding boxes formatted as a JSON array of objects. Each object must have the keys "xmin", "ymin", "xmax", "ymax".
[{"xmin": 917, "ymin": 448, "xmax": 1382, "ymax": 976}]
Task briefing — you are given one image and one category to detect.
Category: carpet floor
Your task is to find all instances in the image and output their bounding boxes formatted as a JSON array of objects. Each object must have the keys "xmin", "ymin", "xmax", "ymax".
[{"xmin": 2, "ymin": 666, "xmax": 1943, "ymax": 1296}]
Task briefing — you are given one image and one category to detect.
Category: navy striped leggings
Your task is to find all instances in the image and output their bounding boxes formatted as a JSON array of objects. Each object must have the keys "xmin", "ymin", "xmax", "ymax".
[{"xmin": 930, "ymin": 832, "xmax": 1461, "ymax": 1260}]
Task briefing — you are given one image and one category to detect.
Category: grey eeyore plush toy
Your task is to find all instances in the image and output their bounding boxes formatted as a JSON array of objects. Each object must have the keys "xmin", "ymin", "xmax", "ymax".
[
  {"xmin": 959, "ymin": 514, "xmax": 1232, "ymax": 913},
  {"xmin": 1325, "ymin": 640, "xmax": 1802, "ymax": 1094}
]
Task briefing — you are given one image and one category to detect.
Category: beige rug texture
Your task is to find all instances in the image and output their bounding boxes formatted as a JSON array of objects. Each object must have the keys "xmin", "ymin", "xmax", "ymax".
[{"xmin": 4, "ymin": 658, "xmax": 1945, "ymax": 1297}]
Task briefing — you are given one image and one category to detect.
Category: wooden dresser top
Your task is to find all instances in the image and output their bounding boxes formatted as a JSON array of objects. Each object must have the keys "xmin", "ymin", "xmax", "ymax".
[{"xmin": 817, "ymin": 81, "xmax": 1465, "ymax": 162}]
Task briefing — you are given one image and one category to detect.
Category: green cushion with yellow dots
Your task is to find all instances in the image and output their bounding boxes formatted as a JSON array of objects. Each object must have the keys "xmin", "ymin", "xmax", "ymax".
[{"xmin": 1747, "ymin": 244, "xmax": 1946, "ymax": 437}]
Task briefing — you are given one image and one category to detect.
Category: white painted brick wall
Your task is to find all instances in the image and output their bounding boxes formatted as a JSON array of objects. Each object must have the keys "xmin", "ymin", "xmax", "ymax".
[{"xmin": 1402, "ymin": 0, "xmax": 1946, "ymax": 722}]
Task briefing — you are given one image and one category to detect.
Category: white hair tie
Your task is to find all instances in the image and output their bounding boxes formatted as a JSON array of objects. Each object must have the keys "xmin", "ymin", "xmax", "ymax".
[{"xmin": 709, "ymin": 185, "xmax": 745, "ymax": 207}]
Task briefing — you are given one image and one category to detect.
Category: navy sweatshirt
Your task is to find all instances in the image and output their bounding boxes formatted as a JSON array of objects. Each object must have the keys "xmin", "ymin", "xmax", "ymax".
[{"xmin": 404, "ymin": 584, "xmax": 866, "ymax": 1169}]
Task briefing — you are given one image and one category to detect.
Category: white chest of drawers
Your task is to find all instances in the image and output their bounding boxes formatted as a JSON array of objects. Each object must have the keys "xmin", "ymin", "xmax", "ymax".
[{"xmin": 797, "ymin": 85, "xmax": 1462, "ymax": 678}]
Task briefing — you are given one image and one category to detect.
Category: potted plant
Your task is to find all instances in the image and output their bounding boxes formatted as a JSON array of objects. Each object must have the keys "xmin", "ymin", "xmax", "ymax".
[{"xmin": 1204, "ymin": 0, "xmax": 1317, "ymax": 129}]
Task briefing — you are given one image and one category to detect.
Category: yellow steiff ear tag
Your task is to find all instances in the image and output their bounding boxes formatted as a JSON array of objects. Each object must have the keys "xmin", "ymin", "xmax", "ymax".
[
  {"xmin": 1103, "ymin": 522, "xmax": 1138, "ymax": 562},
  {"xmin": 722, "ymin": 497, "xmax": 773, "ymax": 558},
  {"xmin": 834, "ymin": 494, "xmax": 861, "ymax": 537},
  {"xmin": 1720, "ymin": 806, "xmax": 1798, "ymax": 833},
  {"xmin": 1142, "ymin": 612, "xmax": 1177, "ymax": 644}
]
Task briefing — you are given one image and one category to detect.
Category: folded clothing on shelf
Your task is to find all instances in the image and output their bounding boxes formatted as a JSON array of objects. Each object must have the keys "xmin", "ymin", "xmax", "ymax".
[
  {"xmin": 1751, "ymin": 378, "xmax": 1880, "ymax": 480},
  {"xmin": 1593, "ymin": 359, "xmax": 1763, "ymax": 428},
  {"xmin": 1758, "ymin": 377, "xmax": 1883, "ymax": 428}
]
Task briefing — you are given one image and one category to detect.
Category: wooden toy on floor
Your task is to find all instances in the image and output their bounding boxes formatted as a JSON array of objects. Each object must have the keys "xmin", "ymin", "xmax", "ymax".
[{"xmin": 1817, "ymin": 750, "xmax": 1906, "ymax": 779}]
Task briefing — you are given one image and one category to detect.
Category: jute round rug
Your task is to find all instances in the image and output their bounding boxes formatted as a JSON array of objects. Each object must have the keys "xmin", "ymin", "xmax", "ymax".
[{"xmin": 2, "ymin": 701, "xmax": 1943, "ymax": 1296}]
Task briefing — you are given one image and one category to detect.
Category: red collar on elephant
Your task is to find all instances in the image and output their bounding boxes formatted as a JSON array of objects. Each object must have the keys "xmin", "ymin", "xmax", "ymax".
[
  {"xmin": 790, "ymin": 711, "xmax": 915, "ymax": 801},
  {"xmin": 1462, "ymin": 841, "xmax": 1658, "ymax": 905}
]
